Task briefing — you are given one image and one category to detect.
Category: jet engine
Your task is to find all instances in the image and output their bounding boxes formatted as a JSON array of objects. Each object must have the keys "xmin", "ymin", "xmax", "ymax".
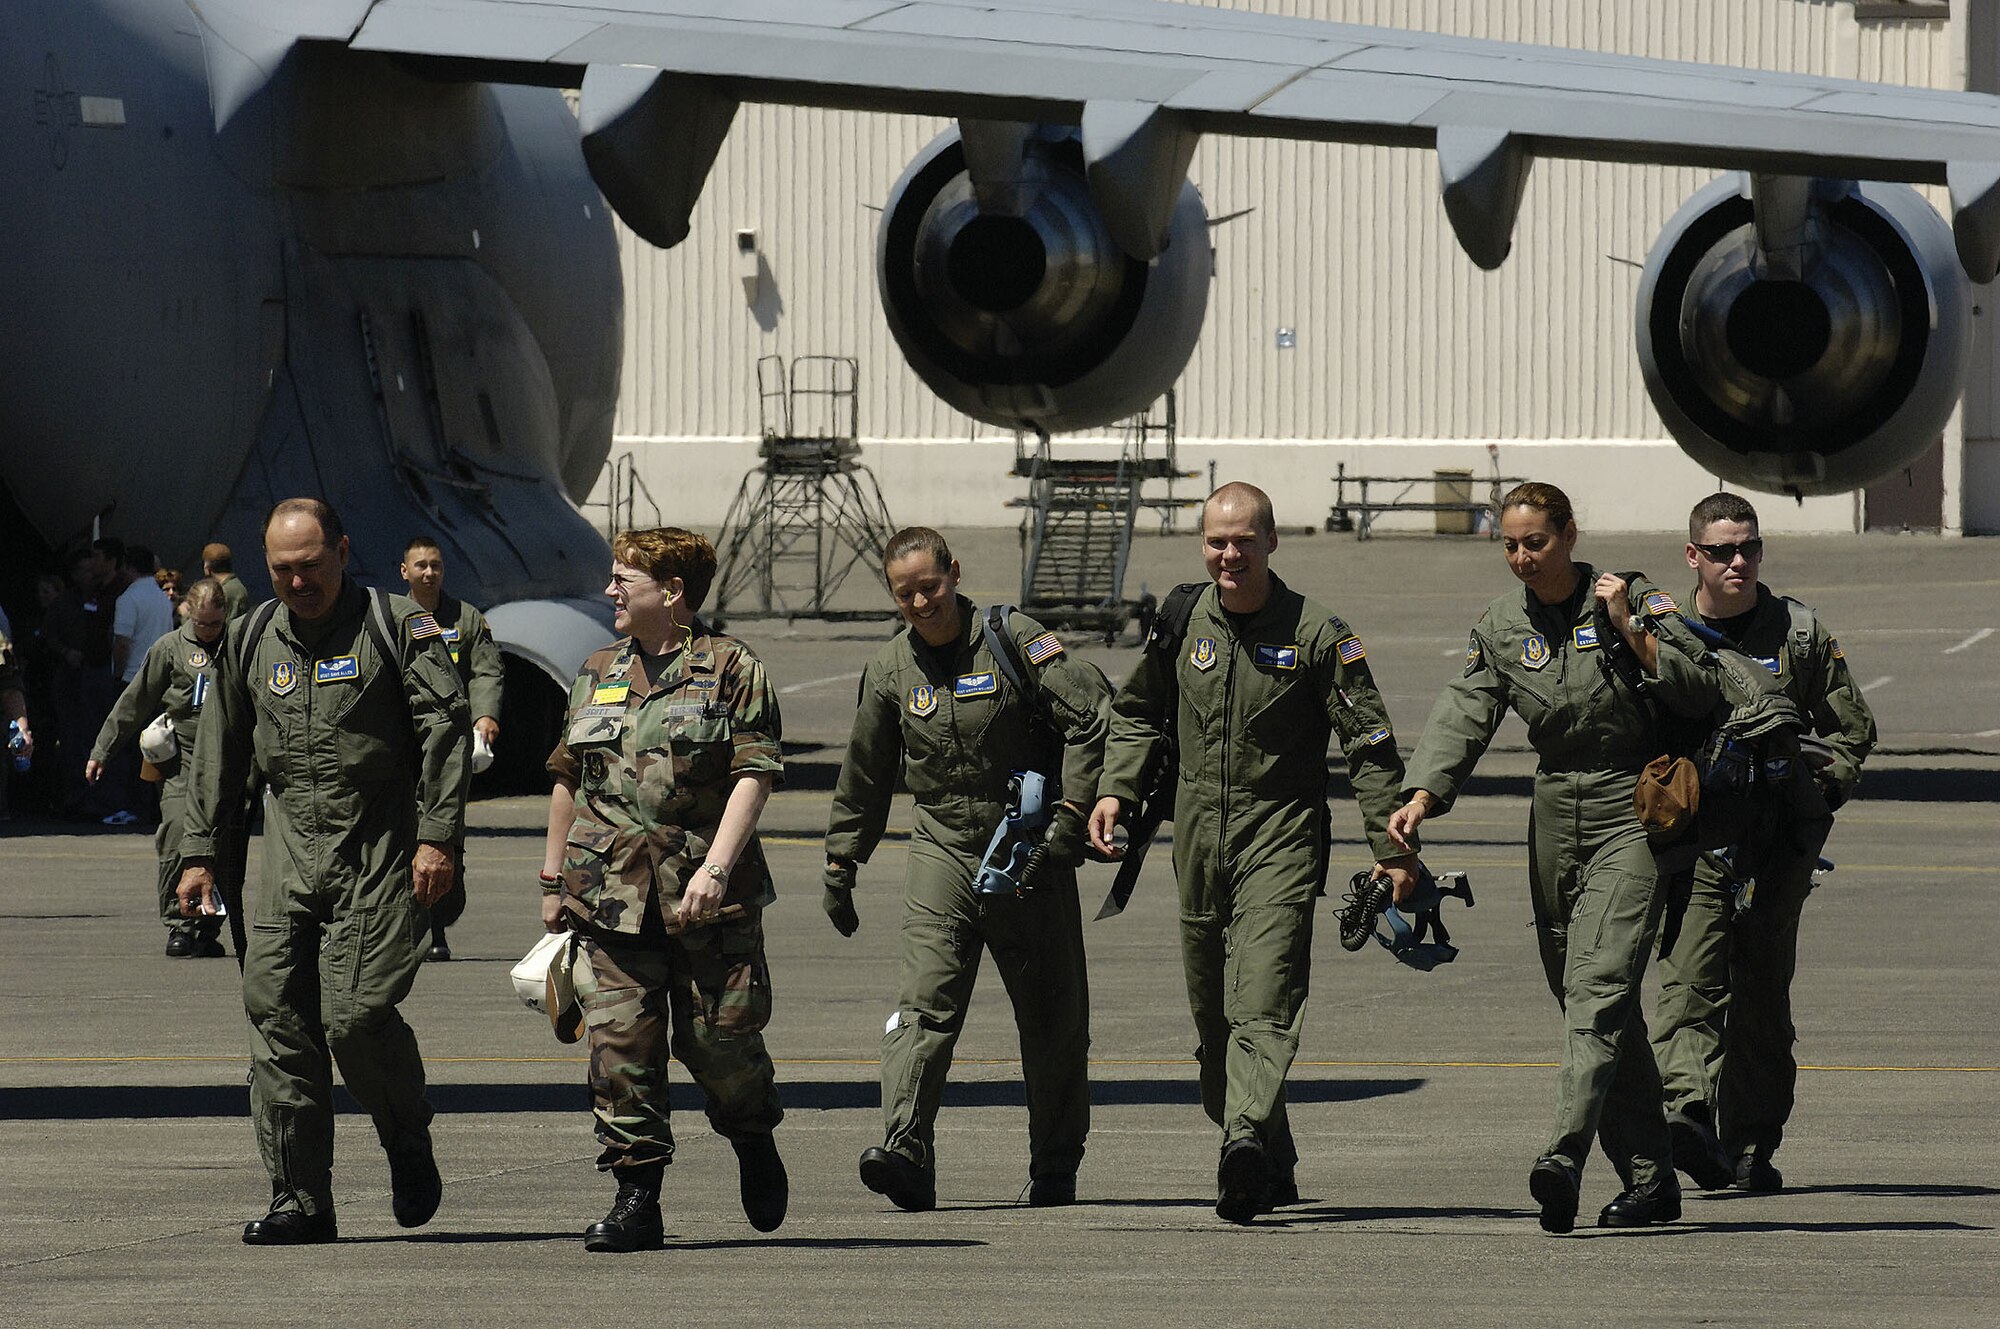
[
  {"xmin": 877, "ymin": 125, "xmax": 1210, "ymax": 434},
  {"xmin": 1637, "ymin": 175, "xmax": 1971, "ymax": 497}
]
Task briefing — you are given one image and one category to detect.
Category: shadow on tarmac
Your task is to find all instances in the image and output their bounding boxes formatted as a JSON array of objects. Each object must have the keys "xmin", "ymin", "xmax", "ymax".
[{"xmin": 0, "ymin": 1077, "xmax": 1424, "ymax": 1120}]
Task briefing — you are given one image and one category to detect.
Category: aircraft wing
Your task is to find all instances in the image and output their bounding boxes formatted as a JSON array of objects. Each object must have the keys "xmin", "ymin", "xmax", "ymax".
[
  {"xmin": 206, "ymin": 0, "xmax": 2000, "ymax": 274},
  {"xmin": 276, "ymin": 0, "xmax": 2000, "ymax": 177}
]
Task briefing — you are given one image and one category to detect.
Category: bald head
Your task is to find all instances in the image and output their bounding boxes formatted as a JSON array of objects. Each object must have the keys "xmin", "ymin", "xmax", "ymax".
[{"xmin": 1203, "ymin": 482, "xmax": 1276, "ymax": 539}]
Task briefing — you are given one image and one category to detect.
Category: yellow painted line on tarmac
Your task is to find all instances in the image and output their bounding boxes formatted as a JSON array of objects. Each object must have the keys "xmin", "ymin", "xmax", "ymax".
[{"xmin": 5, "ymin": 1055, "xmax": 1992, "ymax": 1072}]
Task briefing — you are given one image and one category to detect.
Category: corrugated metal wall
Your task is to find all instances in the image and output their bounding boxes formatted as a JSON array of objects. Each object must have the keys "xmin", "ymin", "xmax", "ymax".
[{"xmin": 611, "ymin": 1, "xmax": 1956, "ymax": 448}]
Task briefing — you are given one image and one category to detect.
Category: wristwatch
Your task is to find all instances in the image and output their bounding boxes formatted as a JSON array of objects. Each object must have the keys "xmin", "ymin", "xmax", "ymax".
[{"xmin": 699, "ymin": 862, "xmax": 728, "ymax": 883}]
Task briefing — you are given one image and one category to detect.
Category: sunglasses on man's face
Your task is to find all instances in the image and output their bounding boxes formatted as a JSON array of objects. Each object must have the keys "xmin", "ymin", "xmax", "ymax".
[{"xmin": 1693, "ymin": 539, "xmax": 1764, "ymax": 563}]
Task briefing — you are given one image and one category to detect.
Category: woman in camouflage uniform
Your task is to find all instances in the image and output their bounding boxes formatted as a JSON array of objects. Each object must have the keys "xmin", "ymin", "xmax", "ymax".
[
  {"xmin": 539, "ymin": 528, "xmax": 788, "ymax": 1251},
  {"xmin": 1387, "ymin": 483, "xmax": 1722, "ymax": 1235}
]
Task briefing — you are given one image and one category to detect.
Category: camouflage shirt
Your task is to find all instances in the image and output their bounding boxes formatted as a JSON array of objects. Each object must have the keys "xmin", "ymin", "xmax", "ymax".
[{"xmin": 547, "ymin": 627, "xmax": 785, "ymax": 933}]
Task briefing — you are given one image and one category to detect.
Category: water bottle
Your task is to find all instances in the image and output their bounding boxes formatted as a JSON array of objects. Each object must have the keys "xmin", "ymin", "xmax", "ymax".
[{"xmin": 7, "ymin": 719, "xmax": 28, "ymax": 772}]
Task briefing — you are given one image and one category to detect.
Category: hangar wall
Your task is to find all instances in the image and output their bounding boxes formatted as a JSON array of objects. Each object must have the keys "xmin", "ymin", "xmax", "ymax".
[{"xmin": 601, "ymin": 1, "xmax": 1985, "ymax": 536}]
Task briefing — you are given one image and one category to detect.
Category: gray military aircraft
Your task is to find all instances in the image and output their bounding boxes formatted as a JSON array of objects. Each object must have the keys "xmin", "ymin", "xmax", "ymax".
[{"xmin": 8, "ymin": 0, "xmax": 2000, "ymax": 765}]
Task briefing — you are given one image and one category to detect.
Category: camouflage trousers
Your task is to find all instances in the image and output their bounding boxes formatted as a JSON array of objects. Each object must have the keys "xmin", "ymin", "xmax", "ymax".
[{"xmin": 578, "ymin": 910, "xmax": 782, "ymax": 1175}]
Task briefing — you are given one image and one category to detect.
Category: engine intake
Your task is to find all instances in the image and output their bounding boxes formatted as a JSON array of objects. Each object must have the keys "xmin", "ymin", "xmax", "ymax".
[
  {"xmin": 877, "ymin": 126, "xmax": 1209, "ymax": 434},
  {"xmin": 1637, "ymin": 176, "xmax": 1971, "ymax": 496}
]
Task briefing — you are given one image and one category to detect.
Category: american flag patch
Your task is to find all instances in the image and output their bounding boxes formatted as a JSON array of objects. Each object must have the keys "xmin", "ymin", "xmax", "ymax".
[
  {"xmin": 1642, "ymin": 591, "xmax": 1677, "ymax": 617},
  {"xmin": 1023, "ymin": 631, "xmax": 1064, "ymax": 665},
  {"xmin": 408, "ymin": 613, "xmax": 442, "ymax": 640},
  {"xmin": 1830, "ymin": 638, "xmax": 1844, "ymax": 659},
  {"xmin": 1337, "ymin": 637, "xmax": 1367, "ymax": 664}
]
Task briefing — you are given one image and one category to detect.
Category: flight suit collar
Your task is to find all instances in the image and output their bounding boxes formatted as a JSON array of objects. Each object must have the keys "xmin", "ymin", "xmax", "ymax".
[
  {"xmin": 1205, "ymin": 573, "xmax": 1291, "ymax": 637},
  {"xmin": 1687, "ymin": 581, "xmax": 1773, "ymax": 638},
  {"xmin": 277, "ymin": 575, "xmax": 367, "ymax": 650},
  {"xmin": 906, "ymin": 595, "xmax": 978, "ymax": 670}
]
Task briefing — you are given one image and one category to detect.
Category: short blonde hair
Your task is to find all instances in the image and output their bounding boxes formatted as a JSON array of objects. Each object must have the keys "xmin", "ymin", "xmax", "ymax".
[
  {"xmin": 182, "ymin": 578, "xmax": 226, "ymax": 613},
  {"xmin": 612, "ymin": 528, "xmax": 717, "ymax": 611}
]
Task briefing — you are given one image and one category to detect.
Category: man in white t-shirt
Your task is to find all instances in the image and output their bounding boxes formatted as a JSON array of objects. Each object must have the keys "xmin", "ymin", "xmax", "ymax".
[
  {"xmin": 113, "ymin": 546, "xmax": 175, "ymax": 684},
  {"xmin": 101, "ymin": 544, "xmax": 175, "ymax": 825}
]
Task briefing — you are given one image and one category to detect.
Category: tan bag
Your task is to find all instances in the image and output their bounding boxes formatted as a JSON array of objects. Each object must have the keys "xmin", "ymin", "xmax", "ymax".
[{"xmin": 1634, "ymin": 754, "xmax": 1700, "ymax": 843}]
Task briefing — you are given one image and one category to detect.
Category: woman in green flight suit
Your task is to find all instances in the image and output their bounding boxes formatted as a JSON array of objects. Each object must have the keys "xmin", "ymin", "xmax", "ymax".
[{"xmin": 1387, "ymin": 482, "xmax": 1720, "ymax": 1234}]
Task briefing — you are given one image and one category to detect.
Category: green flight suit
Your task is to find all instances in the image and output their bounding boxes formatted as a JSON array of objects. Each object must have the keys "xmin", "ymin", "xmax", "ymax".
[
  {"xmin": 219, "ymin": 574, "xmax": 252, "ymax": 621},
  {"xmin": 1404, "ymin": 567, "xmax": 1720, "ymax": 1189},
  {"xmin": 827, "ymin": 599, "xmax": 1108, "ymax": 1181},
  {"xmin": 429, "ymin": 593, "xmax": 504, "ymax": 932},
  {"xmin": 547, "ymin": 628, "xmax": 785, "ymax": 1174},
  {"xmin": 183, "ymin": 578, "xmax": 470, "ymax": 1217},
  {"xmin": 1652, "ymin": 586, "xmax": 1875, "ymax": 1167},
  {"xmin": 90, "ymin": 621, "xmax": 230, "ymax": 943},
  {"xmin": 1099, "ymin": 576, "xmax": 1406, "ymax": 1176}
]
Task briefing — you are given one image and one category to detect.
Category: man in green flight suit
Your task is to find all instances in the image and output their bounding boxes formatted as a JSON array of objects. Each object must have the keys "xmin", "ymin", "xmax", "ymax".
[
  {"xmin": 400, "ymin": 536, "xmax": 504, "ymax": 962},
  {"xmin": 825, "ymin": 527, "xmax": 1109, "ymax": 1211},
  {"xmin": 88, "ymin": 578, "xmax": 237, "ymax": 957},
  {"xmin": 1652, "ymin": 493, "xmax": 1876, "ymax": 1194},
  {"xmin": 179, "ymin": 498, "xmax": 471, "ymax": 1245},
  {"xmin": 1088, "ymin": 483, "xmax": 1418, "ymax": 1224}
]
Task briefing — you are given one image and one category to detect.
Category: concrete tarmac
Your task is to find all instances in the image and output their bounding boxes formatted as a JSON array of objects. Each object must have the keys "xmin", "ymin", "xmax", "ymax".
[{"xmin": 3, "ymin": 529, "xmax": 1996, "ymax": 1327}]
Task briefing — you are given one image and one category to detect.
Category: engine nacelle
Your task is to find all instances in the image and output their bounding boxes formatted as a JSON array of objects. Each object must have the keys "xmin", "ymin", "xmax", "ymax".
[
  {"xmin": 877, "ymin": 126, "xmax": 1210, "ymax": 434},
  {"xmin": 1637, "ymin": 176, "xmax": 1971, "ymax": 496}
]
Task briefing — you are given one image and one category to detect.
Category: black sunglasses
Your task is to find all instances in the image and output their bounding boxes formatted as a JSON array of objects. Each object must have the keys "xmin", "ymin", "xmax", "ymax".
[{"xmin": 1692, "ymin": 539, "xmax": 1764, "ymax": 563}]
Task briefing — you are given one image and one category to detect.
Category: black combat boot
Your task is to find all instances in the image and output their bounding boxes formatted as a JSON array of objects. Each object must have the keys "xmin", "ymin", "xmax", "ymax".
[
  {"xmin": 243, "ymin": 1187, "xmax": 338, "ymax": 1246},
  {"xmin": 858, "ymin": 1146, "xmax": 936, "ymax": 1212},
  {"xmin": 1598, "ymin": 1174, "xmax": 1683, "ymax": 1227},
  {"xmin": 733, "ymin": 1135, "xmax": 788, "ymax": 1232},
  {"xmin": 1733, "ymin": 1152, "xmax": 1783, "ymax": 1193},
  {"xmin": 585, "ymin": 1163, "xmax": 666, "ymax": 1252},
  {"xmin": 1027, "ymin": 1173, "xmax": 1077, "ymax": 1207},
  {"xmin": 1666, "ymin": 1105, "xmax": 1735, "ymax": 1190},
  {"xmin": 387, "ymin": 1133, "xmax": 442, "ymax": 1229},
  {"xmin": 1216, "ymin": 1137, "xmax": 1272, "ymax": 1225},
  {"xmin": 1528, "ymin": 1154, "xmax": 1581, "ymax": 1234}
]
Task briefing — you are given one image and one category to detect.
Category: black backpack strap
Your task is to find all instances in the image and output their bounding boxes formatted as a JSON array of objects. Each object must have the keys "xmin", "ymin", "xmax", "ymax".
[
  {"xmin": 364, "ymin": 588, "xmax": 401, "ymax": 671},
  {"xmin": 234, "ymin": 598, "xmax": 280, "ymax": 679},
  {"xmin": 982, "ymin": 604, "xmax": 1034, "ymax": 699}
]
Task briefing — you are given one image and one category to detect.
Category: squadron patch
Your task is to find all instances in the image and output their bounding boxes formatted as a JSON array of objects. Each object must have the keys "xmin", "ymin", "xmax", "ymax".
[
  {"xmin": 954, "ymin": 671, "xmax": 997, "ymax": 698},
  {"xmin": 407, "ymin": 613, "xmax": 442, "ymax": 640},
  {"xmin": 1189, "ymin": 637, "xmax": 1218, "ymax": 672},
  {"xmin": 908, "ymin": 684, "xmax": 938, "ymax": 718},
  {"xmin": 1571, "ymin": 624, "xmax": 1601, "ymax": 651},
  {"xmin": 1023, "ymin": 632, "xmax": 1065, "ymax": 665},
  {"xmin": 314, "ymin": 656, "xmax": 359, "ymax": 684},
  {"xmin": 269, "ymin": 660, "xmax": 298, "ymax": 696},
  {"xmin": 187, "ymin": 649, "xmax": 209, "ymax": 669},
  {"xmin": 1520, "ymin": 634, "xmax": 1551, "ymax": 671},
  {"xmin": 1642, "ymin": 591, "xmax": 1678, "ymax": 618},
  {"xmin": 1336, "ymin": 637, "xmax": 1367, "ymax": 665},
  {"xmin": 592, "ymin": 680, "xmax": 632, "ymax": 705},
  {"xmin": 1255, "ymin": 643, "xmax": 1299, "ymax": 671}
]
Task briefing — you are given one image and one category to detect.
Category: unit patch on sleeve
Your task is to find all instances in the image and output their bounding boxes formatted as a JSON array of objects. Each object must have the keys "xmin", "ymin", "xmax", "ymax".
[
  {"xmin": 1363, "ymin": 725, "xmax": 1392, "ymax": 746},
  {"xmin": 1336, "ymin": 637, "xmax": 1367, "ymax": 665},
  {"xmin": 407, "ymin": 613, "xmax": 442, "ymax": 640},
  {"xmin": 1023, "ymin": 631, "xmax": 1065, "ymax": 665},
  {"xmin": 1255, "ymin": 643, "xmax": 1299, "ymax": 670},
  {"xmin": 1464, "ymin": 636, "xmax": 1482, "ymax": 676},
  {"xmin": 314, "ymin": 656, "xmax": 359, "ymax": 684},
  {"xmin": 954, "ymin": 672, "xmax": 997, "ymax": 698}
]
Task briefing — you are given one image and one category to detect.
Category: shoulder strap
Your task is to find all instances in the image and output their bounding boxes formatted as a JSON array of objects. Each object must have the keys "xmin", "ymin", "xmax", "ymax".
[
  {"xmin": 1152, "ymin": 582, "xmax": 1203, "ymax": 655},
  {"xmin": 982, "ymin": 604, "xmax": 1034, "ymax": 698},
  {"xmin": 364, "ymin": 588, "xmax": 402, "ymax": 672},
  {"xmin": 1783, "ymin": 596, "xmax": 1815, "ymax": 673},
  {"xmin": 234, "ymin": 599, "xmax": 280, "ymax": 678}
]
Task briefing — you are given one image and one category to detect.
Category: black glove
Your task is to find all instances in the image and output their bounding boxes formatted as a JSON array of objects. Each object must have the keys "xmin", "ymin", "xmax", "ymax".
[
  {"xmin": 1021, "ymin": 803, "xmax": 1089, "ymax": 890},
  {"xmin": 822, "ymin": 860, "xmax": 859, "ymax": 936}
]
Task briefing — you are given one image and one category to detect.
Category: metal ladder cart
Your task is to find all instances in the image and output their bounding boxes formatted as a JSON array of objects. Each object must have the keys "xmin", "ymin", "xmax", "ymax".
[
  {"xmin": 714, "ymin": 355, "xmax": 895, "ymax": 618},
  {"xmin": 1011, "ymin": 391, "xmax": 1195, "ymax": 642}
]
